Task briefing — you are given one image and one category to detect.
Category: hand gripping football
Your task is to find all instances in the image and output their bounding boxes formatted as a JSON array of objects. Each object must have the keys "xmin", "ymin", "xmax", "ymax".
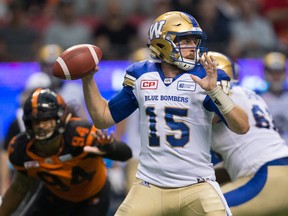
[{"xmin": 52, "ymin": 44, "xmax": 103, "ymax": 80}]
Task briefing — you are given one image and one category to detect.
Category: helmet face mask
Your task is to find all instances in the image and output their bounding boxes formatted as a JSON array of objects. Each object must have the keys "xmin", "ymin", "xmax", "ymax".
[
  {"xmin": 32, "ymin": 119, "xmax": 57, "ymax": 140},
  {"xmin": 148, "ymin": 11, "xmax": 207, "ymax": 71},
  {"xmin": 23, "ymin": 88, "xmax": 70, "ymax": 140}
]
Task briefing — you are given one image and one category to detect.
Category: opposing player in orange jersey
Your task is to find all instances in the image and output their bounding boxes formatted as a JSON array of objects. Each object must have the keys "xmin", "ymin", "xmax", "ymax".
[{"xmin": 0, "ymin": 88, "xmax": 132, "ymax": 216}]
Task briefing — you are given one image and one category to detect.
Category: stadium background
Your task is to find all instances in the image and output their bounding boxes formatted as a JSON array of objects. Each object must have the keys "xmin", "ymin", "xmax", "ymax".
[{"xmin": 1, "ymin": 58, "xmax": 287, "ymax": 144}]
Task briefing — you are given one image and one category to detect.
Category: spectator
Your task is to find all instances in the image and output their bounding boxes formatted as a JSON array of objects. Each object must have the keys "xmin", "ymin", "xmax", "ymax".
[
  {"xmin": 194, "ymin": 0, "xmax": 232, "ymax": 54},
  {"xmin": 137, "ymin": 0, "xmax": 171, "ymax": 48},
  {"xmin": 93, "ymin": 1, "xmax": 137, "ymax": 60},
  {"xmin": 261, "ymin": 52, "xmax": 288, "ymax": 144},
  {"xmin": 227, "ymin": 0, "xmax": 279, "ymax": 59},
  {"xmin": 43, "ymin": 0, "xmax": 93, "ymax": 50},
  {"xmin": 170, "ymin": 0, "xmax": 198, "ymax": 16},
  {"xmin": 260, "ymin": 0, "xmax": 288, "ymax": 54},
  {"xmin": 217, "ymin": 0, "xmax": 240, "ymax": 21},
  {"xmin": 0, "ymin": 0, "xmax": 40, "ymax": 61}
]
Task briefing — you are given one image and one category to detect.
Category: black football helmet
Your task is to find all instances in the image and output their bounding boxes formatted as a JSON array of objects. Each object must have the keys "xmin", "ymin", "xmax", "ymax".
[{"xmin": 23, "ymin": 88, "xmax": 71, "ymax": 140}]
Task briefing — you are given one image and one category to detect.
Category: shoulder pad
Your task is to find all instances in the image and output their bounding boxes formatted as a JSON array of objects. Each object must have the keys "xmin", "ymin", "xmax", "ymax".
[
  {"xmin": 217, "ymin": 69, "xmax": 231, "ymax": 95},
  {"xmin": 217, "ymin": 69, "xmax": 230, "ymax": 81},
  {"xmin": 63, "ymin": 118, "xmax": 96, "ymax": 151}
]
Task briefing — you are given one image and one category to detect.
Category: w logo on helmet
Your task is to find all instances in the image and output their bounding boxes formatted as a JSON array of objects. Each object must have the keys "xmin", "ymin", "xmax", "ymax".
[{"xmin": 149, "ymin": 20, "xmax": 165, "ymax": 40}]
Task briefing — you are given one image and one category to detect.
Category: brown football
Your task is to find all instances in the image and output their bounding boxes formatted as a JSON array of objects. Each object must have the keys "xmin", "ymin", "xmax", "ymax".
[{"xmin": 52, "ymin": 44, "xmax": 103, "ymax": 80}]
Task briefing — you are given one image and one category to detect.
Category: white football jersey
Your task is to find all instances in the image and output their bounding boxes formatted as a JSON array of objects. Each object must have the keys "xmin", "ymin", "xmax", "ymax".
[
  {"xmin": 116, "ymin": 61, "xmax": 229, "ymax": 188},
  {"xmin": 212, "ymin": 85, "xmax": 288, "ymax": 181},
  {"xmin": 108, "ymin": 61, "xmax": 231, "ymax": 187}
]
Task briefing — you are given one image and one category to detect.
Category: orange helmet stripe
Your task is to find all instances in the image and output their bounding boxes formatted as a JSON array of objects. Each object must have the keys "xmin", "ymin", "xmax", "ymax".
[{"xmin": 31, "ymin": 88, "xmax": 42, "ymax": 117}]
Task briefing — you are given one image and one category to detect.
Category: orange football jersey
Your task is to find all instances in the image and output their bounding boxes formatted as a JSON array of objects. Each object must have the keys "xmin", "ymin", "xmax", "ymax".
[{"xmin": 8, "ymin": 117, "xmax": 107, "ymax": 202}]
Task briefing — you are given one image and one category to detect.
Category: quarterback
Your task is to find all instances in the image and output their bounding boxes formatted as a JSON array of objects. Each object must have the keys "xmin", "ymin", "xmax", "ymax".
[{"xmin": 82, "ymin": 11, "xmax": 249, "ymax": 216}]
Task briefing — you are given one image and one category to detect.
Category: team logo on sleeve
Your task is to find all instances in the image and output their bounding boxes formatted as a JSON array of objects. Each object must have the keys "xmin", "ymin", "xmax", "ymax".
[
  {"xmin": 141, "ymin": 80, "xmax": 158, "ymax": 90},
  {"xmin": 177, "ymin": 81, "xmax": 196, "ymax": 91}
]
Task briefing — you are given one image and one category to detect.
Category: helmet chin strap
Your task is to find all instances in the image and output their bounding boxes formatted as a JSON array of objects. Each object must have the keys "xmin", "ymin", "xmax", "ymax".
[
  {"xmin": 175, "ymin": 58, "xmax": 196, "ymax": 71},
  {"xmin": 174, "ymin": 50, "xmax": 200, "ymax": 71},
  {"xmin": 35, "ymin": 130, "xmax": 55, "ymax": 140}
]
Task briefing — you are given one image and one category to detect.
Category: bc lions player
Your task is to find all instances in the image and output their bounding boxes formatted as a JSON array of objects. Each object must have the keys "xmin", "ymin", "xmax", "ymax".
[
  {"xmin": 0, "ymin": 88, "xmax": 132, "ymax": 216},
  {"xmin": 209, "ymin": 51, "xmax": 288, "ymax": 216},
  {"xmin": 82, "ymin": 11, "xmax": 249, "ymax": 216}
]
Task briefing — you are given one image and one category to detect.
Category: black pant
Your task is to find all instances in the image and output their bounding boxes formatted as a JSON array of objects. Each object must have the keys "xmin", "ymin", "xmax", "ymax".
[{"xmin": 22, "ymin": 180, "xmax": 111, "ymax": 216}]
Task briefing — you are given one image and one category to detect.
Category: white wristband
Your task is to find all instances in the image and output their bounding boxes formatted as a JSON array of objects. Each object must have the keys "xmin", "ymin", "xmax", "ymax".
[{"xmin": 207, "ymin": 86, "xmax": 235, "ymax": 115}]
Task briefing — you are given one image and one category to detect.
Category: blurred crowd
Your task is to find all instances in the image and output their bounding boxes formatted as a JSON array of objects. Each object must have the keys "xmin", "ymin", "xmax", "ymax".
[{"xmin": 0, "ymin": 0, "xmax": 287, "ymax": 62}]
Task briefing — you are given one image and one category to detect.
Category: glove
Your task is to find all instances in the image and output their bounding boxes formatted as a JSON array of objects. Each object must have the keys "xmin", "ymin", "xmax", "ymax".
[
  {"xmin": 83, "ymin": 129, "xmax": 115, "ymax": 155},
  {"xmin": 95, "ymin": 129, "xmax": 115, "ymax": 153}
]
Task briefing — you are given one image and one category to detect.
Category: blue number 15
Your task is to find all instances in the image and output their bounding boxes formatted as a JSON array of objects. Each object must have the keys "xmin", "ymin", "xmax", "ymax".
[{"xmin": 146, "ymin": 106, "xmax": 189, "ymax": 147}]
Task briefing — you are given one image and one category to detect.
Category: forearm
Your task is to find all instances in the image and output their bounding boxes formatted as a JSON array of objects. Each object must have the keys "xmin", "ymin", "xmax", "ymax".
[
  {"xmin": 207, "ymin": 86, "xmax": 249, "ymax": 134},
  {"xmin": 0, "ymin": 173, "xmax": 33, "ymax": 216},
  {"xmin": 102, "ymin": 140, "xmax": 132, "ymax": 162},
  {"xmin": 0, "ymin": 186, "xmax": 26, "ymax": 216},
  {"xmin": 223, "ymin": 105, "xmax": 249, "ymax": 134},
  {"xmin": 0, "ymin": 151, "xmax": 10, "ymax": 195},
  {"xmin": 82, "ymin": 74, "xmax": 115, "ymax": 128}
]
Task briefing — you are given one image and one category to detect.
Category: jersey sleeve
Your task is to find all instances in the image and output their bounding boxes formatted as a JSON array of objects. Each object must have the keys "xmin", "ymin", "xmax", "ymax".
[
  {"xmin": 108, "ymin": 63, "xmax": 143, "ymax": 123},
  {"xmin": 64, "ymin": 118, "xmax": 98, "ymax": 155},
  {"xmin": 8, "ymin": 134, "xmax": 29, "ymax": 174}
]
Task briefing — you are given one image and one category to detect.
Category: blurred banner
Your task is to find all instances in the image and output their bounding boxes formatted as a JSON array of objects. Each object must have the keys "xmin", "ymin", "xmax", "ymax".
[{"xmin": 0, "ymin": 59, "xmax": 287, "ymax": 143}]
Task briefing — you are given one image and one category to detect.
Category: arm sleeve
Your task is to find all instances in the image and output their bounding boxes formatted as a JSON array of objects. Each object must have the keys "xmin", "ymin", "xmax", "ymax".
[{"xmin": 108, "ymin": 87, "xmax": 138, "ymax": 123}]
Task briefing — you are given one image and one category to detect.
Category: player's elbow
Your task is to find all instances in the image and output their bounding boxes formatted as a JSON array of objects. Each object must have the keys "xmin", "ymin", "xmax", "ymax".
[
  {"xmin": 237, "ymin": 122, "xmax": 250, "ymax": 134},
  {"xmin": 227, "ymin": 117, "xmax": 250, "ymax": 135},
  {"xmin": 228, "ymin": 106, "xmax": 250, "ymax": 134}
]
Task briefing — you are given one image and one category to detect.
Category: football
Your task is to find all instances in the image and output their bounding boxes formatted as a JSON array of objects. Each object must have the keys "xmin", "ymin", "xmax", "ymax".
[{"xmin": 52, "ymin": 44, "xmax": 103, "ymax": 80}]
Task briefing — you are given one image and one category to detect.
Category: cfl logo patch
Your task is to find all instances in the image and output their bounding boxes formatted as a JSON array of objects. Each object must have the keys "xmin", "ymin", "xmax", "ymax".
[{"xmin": 140, "ymin": 80, "xmax": 158, "ymax": 90}]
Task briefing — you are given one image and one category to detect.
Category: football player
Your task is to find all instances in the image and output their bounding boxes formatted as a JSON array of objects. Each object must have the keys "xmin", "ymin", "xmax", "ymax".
[
  {"xmin": 261, "ymin": 52, "xmax": 288, "ymax": 144},
  {"xmin": 209, "ymin": 51, "xmax": 288, "ymax": 215},
  {"xmin": 0, "ymin": 88, "xmax": 132, "ymax": 216},
  {"xmin": 81, "ymin": 11, "xmax": 250, "ymax": 216}
]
